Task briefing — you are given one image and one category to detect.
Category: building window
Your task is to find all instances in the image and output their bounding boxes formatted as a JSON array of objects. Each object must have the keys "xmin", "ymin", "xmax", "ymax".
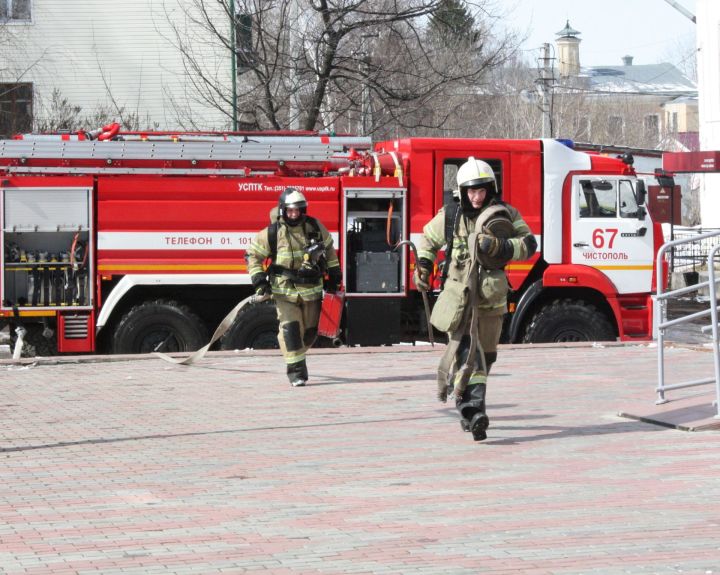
[
  {"xmin": 666, "ymin": 111, "xmax": 678, "ymax": 133},
  {"xmin": 235, "ymin": 12, "xmax": 255, "ymax": 71},
  {"xmin": 0, "ymin": 83, "xmax": 33, "ymax": 138},
  {"xmin": 643, "ymin": 114, "xmax": 659, "ymax": 143},
  {"xmin": 608, "ymin": 115, "xmax": 624, "ymax": 141},
  {"xmin": 575, "ymin": 117, "xmax": 591, "ymax": 140},
  {"xmin": 0, "ymin": 0, "xmax": 31, "ymax": 22}
]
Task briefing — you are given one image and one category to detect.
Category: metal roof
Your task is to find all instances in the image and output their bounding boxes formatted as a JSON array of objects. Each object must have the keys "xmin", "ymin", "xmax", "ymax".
[
  {"xmin": 582, "ymin": 63, "xmax": 697, "ymax": 96},
  {"xmin": 556, "ymin": 20, "xmax": 581, "ymax": 38}
]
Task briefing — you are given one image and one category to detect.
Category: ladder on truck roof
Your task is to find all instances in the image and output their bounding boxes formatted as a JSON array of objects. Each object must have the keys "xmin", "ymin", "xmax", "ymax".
[
  {"xmin": 0, "ymin": 135, "xmax": 373, "ymax": 176},
  {"xmin": 117, "ymin": 133, "xmax": 370, "ymax": 145}
]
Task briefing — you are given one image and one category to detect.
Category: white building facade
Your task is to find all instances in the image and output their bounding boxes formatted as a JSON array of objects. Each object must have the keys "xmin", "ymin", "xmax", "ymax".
[
  {"xmin": 0, "ymin": 0, "xmax": 233, "ymax": 133},
  {"xmin": 697, "ymin": 0, "xmax": 720, "ymax": 228}
]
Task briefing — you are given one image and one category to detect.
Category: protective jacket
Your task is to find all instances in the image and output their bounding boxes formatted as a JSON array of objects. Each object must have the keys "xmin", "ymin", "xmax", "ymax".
[
  {"xmin": 247, "ymin": 218, "xmax": 340, "ymax": 303},
  {"xmin": 417, "ymin": 199, "xmax": 536, "ymax": 313}
]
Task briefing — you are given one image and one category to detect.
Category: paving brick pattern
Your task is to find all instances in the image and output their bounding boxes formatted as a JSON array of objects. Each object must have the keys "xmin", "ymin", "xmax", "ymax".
[{"xmin": 1, "ymin": 343, "xmax": 719, "ymax": 575}]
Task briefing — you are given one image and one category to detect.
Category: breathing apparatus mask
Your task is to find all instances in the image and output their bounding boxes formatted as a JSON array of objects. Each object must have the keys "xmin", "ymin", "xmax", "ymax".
[{"xmin": 297, "ymin": 237, "xmax": 327, "ymax": 280}]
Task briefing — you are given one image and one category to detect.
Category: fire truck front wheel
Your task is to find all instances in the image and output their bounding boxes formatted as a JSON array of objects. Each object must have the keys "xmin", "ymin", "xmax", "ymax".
[
  {"xmin": 522, "ymin": 299, "xmax": 616, "ymax": 343},
  {"xmin": 219, "ymin": 301, "xmax": 280, "ymax": 350},
  {"xmin": 111, "ymin": 299, "xmax": 209, "ymax": 354}
]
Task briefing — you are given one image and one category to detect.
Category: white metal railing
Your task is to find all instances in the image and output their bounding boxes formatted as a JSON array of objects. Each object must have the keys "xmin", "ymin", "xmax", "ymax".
[
  {"xmin": 666, "ymin": 226, "xmax": 720, "ymax": 273},
  {"xmin": 654, "ymin": 230, "xmax": 720, "ymax": 418}
]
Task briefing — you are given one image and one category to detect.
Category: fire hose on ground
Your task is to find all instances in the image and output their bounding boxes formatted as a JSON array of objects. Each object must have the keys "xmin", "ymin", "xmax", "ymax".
[{"xmin": 155, "ymin": 293, "xmax": 271, "ymax": 365}]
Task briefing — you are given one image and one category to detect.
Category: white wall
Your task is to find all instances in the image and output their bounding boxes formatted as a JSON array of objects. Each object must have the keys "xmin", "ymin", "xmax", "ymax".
[
  {"xmin": 0, "ymin": 0, "xmax": 233, "ymax": 130},
  {"xmin": 697, "ymin": 0, "xmax": 720, "ymax": 227}
]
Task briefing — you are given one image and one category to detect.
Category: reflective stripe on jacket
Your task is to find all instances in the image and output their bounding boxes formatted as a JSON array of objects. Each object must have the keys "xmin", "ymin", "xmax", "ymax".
[{"xmin": 247, "ymin": 218, "xmax": 340, "ymax": 303}]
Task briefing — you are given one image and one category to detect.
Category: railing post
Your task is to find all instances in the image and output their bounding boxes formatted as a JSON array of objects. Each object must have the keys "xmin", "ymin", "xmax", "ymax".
[
  {"xmin": 656, "ymin": 241, "xmax": 668, "ymax": 404},
  {"xmin": 655, "ymin": 230, "xmax": 720, "ymax": 407},
  {"xmin": 708, "ymin": 245, "xmax": 720, "ymax": 419}
]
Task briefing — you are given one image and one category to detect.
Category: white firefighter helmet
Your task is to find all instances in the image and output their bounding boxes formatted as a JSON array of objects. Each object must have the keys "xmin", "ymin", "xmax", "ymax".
[
  {"xmin": 453, "ymin": 157, "xmax": 497, "ymax": 201},
  {"xmin": 278, "ymin": 187, "xmax": 307, "ymax": 225}
]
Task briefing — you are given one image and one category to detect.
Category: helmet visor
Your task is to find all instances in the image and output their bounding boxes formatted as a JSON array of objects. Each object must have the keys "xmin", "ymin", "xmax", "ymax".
[{"xmin": 460, "ymin": 177, "xmax": 494, "ymax": 190}]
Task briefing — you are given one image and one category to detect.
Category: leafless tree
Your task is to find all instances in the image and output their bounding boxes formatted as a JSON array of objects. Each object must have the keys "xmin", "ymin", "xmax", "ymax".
[
  {"xmin": 663, "ymin": 36, "xmax": 697, "ymax": 84},
  {"xmin": 32, "ymin": 88, "xmax": 158, "ymax": 134},
  {"xmin": 158, "ymin": 0, "xmax": 520, "ymax": 134}
]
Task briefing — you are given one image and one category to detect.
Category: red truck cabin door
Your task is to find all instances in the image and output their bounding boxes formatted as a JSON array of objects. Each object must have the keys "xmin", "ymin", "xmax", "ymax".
[{"xmin": 569, "ymin": 176, "xmax": 655, "ymax": 294}]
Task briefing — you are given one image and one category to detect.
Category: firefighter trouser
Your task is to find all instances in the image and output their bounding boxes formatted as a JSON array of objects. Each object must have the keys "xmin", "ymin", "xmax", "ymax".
[
  {"xmin": 275, "ymin": 296, "xmax": 321, "ymax": 377},
  {"xmin": 450, "ymin": 304, "xmax": 505, "ymax": 390},
  {"xmin": 452, "ymin": 305, "xmax": 504, "ymax": 428}
]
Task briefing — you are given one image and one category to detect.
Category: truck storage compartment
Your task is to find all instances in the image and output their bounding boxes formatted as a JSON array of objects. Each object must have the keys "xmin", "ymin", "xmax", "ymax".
[
  {"xmin": 344, "ymin": 188, "xmax": 406, "ymax": 294},
  {"xmin": 57, "ymin": 310, "xmax": 95, "ymax": 353},
  {"xmin": 2, "ymin": 187, "xmax": 93, "ymax": 309},
  {"xmin": 345, "ymin": 297, "xmax": 401, "ymax": 346}
]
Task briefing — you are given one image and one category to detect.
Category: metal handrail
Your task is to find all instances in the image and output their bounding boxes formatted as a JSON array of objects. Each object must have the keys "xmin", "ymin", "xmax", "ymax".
[
  {"xmin": 654, "ymin": 230, "xmax": 720, "ymax": 418},
  {"xmin": 668, "ymin": 227, "xmax": 720, "ymax": 273}
]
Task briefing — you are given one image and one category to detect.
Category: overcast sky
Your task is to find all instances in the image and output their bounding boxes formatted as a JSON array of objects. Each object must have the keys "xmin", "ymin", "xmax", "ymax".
[{"xmin": 505, "ymin": 0, "xmax": 697, "ymax": 69}]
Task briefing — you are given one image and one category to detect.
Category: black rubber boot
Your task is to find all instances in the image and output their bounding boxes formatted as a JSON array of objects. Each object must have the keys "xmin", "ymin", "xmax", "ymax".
[
  {"xmin": 453, "ymin": 336, "xmax": 474, "ymax": 431},
  {"xmin": 469, "ymin": 411, "xmax": 489, "ymax": 441},
  {"xmin": 457, "ymin": 383, "xmax": 488, "ymax": 441},
  {"xmin": 455, "ymin": 385, "xmax": 471, "ymax": 432},
  {"xmin": 484, "ymin": 352, "xmax": 497, "ymax": 375},
  {"xmin": 287, "ymin": 359, "xmax": 309, "ymax": 387},
  {"xmin": 456, "ymin": 386, "xmax": 471, "ymax": 432}
]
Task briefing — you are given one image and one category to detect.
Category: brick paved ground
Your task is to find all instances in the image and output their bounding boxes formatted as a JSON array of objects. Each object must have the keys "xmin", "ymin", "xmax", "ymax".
[{"xmin": 1, "ymin": 342, "xmax": 719, "ymax": 575}]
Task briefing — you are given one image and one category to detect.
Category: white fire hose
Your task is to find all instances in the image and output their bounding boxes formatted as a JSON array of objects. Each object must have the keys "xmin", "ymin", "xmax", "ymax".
[{"xmin": 155, "ymin": 293, "xmax": 271, "ymax": 366}]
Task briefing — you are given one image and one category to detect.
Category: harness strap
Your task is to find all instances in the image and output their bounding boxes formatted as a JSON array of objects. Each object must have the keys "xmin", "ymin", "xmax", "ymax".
[
  {"xmin": 267, "ymin": 264, "xmax": 321, "ymax": 282},
  {"xmin": 268, "ymin": 216, "xmax": 321, "ymax": 262},
  {"xmin": 441, "ymin": 203, "xmax": 461, "ymax": 289},
  {"xmin": 268, "ymin": 222, "xmax": 278, "ymax": 262}
]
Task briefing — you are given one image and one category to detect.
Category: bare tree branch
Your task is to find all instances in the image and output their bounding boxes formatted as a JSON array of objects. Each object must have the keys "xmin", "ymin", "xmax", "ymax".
[{"xmin": 158, "ymin": 0, "xmax": 521, "ymax": 134}]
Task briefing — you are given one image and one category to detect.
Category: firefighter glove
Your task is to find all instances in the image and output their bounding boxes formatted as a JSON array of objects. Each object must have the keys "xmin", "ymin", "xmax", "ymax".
[
  {"xmin": 437, "ymin": 381, "xmax": 449, "ymax": 403},
  {"xmin": 251, "ymin": 272, "xmax": 271, "ymax": 296},
  {"xmin": 413, "ymin": 257, "xmax": 433, "ymax": 292},
  {"xmin": 324, "ymin": 267, "xmax": 342, "ymax": 294},
  {"xmin": 477, "ymin": 234, "xmax": 513, "ymax": 261}
]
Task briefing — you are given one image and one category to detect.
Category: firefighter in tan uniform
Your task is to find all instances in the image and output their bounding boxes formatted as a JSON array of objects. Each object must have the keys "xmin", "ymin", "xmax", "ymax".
[
  {"xmin": 415, "ymin": 158, "xmax": 537, "ymax": 440},
  {"xmin": 247, "ymin": 188, "xmax": 342, "ymax": 387}
]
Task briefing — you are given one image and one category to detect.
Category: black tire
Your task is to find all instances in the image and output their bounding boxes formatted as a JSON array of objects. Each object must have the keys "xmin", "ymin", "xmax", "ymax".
[
  {"xmin": 219, "ymin": 301, "xmax": 279, "ymax": 350},
  {"xmin": 9, "ymin": 324, "xmax": 57, "ymax": 357},
  {"xmin": 522, "ymin": 299, "xmax": 616, "ymax": 343},
  {"xmin": 111, "ymin": 299, "xmax": 209, "ymax": 354}
]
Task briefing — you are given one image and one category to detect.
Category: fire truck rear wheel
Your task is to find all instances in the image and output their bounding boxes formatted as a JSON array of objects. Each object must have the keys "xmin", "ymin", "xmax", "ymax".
[
  {"xmin": 219, "ymin": 301, "xmax": 279, "ymax": 350},
  {"xmin": 522, "ymin": 299, "xmax": 616, "ymax": 343},
  {"xmin": 112, "ymin": 299, "xmax": 209, "ymax": 354}
]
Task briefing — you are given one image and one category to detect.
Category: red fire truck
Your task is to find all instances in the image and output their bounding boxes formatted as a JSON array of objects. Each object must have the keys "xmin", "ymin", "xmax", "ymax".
[{"xmin": 0, "ymin": 125, "xmax": 663, "ymax": 356}]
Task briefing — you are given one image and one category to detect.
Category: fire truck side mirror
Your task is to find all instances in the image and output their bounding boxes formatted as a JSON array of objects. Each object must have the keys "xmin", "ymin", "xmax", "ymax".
[{"xmin": 635, "ymin": 180, "xmax": 647, "ymax": 206}]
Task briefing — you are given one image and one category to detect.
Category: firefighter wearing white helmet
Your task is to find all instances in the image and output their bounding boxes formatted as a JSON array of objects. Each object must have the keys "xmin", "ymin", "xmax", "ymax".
[
  {"xmin": 415, "ymin": 157, "xmax": 537, "ymax": 441},
  {"xmin": 247, "ymin": 187, "xmax": 342, "ymax": 387}
]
